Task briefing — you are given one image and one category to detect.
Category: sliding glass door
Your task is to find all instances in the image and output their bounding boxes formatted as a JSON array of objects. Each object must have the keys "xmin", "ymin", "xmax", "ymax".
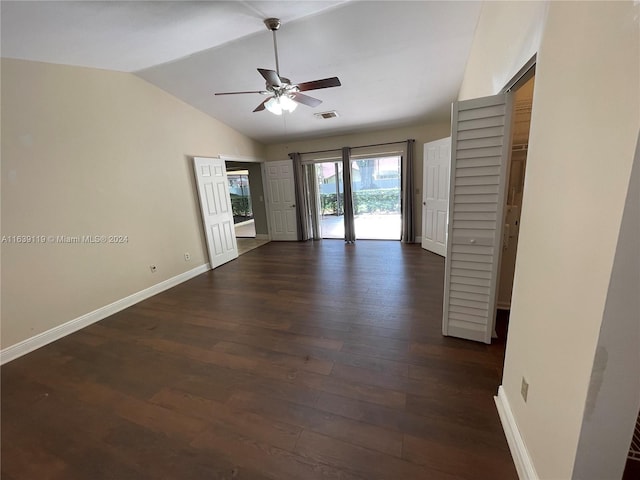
[
  {"xmin": 351, "ymin": 156, "xmax": 401, "ymax": 240},
  {"xmin": 315, "ymin": 161, "xmax": 344, "ymax": 239},
  {"xmin": 312, "ymin": 156, "xmax": 401, "ymax": 240}
]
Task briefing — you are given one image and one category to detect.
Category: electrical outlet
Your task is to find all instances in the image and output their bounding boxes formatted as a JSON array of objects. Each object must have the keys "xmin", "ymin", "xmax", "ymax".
[
  {"xmin": 150, "ymin": 265, "xmax": 157, "ymax": 273},
  {"xmin": 184, "ymin": 252, "xmax": 191, "ymax": 261},
  {"xmin": 521, "ymin": 377, "xmax": 529, "ymax": 402}
]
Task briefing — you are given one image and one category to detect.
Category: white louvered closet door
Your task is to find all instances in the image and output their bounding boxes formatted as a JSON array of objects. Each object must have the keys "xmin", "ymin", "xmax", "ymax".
[{"xmin": 442, "ymin": 93, "xmax": 513, "ymax": 344}]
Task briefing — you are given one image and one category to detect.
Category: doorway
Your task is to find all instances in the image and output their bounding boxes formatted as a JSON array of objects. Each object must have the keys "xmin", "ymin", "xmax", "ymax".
[
  {"xmin": 227, "ymin": 169, "xmax": 255, "ymax": 237},
  {"xmin": 497, "ymin": 73, "xmax": 535, "ymax": 310},
  {"xmin": 224, "ymin": 160, "xmax": 270, "ymax": 255}
]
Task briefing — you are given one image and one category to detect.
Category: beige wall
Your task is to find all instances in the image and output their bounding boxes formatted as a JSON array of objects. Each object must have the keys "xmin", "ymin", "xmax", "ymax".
[
  {"xmin": 1, "ymin": 58, "xmax": 265, "ymax": 349},
  {"xmin": 458, "ymin": 1, "xmax": 547, "ymax": 101},
  {"xmin": 266, "ymin": 122, "xmax": 452, "ymax": 236},
  {"xmin": 459, "ymin": 1, "xmax": 639, "ymax": 478}
]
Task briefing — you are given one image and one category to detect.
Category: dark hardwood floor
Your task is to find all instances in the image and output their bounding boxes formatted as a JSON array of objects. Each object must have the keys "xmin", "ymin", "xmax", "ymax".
[{"xmin": 1, "ymin": 241, "xmax": 516, "ymax": 480}]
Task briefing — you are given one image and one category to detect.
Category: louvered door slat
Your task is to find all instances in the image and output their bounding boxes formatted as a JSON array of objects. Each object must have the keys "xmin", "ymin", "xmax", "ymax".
[
  {"xmin": 457, "ymin": 126, "xmax": 505, "ymax": 140},
  {"xmin": 442, "ymin": 93, "xmax": 512, "ymax": 343},
  {"xmin": 450, "ymin": 276, "xmax": 491, "ymax": 288},
  {"xmin": 451, "ymin": 288, "xmax": 490, "ymax": 300},
  {"xmin": 456, "ymin": 176, "xmax": 501, "ymax": 187},
  {"xmin": 457, "ymin": 146, "xmax": 504, "ymax": 159},
  {"xmin": 458, "ymin": 115, "xmax": 506, "ymax": 131}
]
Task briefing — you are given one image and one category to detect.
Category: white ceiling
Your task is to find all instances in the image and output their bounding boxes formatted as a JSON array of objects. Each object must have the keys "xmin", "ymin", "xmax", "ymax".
[{"xmin": 1, "ymin": 1, "xmax": 482, "ymax": 144}]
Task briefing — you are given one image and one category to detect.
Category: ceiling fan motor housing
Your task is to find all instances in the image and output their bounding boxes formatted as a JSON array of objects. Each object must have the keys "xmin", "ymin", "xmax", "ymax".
[{"xmin": 264, "ymin": 18, "xmax": 281, "ymax": 31}]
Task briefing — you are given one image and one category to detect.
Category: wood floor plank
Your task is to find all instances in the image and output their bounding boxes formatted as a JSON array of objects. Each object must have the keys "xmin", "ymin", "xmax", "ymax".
[
  {"xmin": 224, "ymin": 324, "xmax": 409, "ymax": 378},
  {"xmin": 1, "ymin": 241, "xmax": 516, "ymax": 479},
  {"xmin": 320, "ymin": 374, "xmax": 407, "ymax": 409},
  {"xmin": 315, "ymin": 391, "xmax": 512, "ymax": 452},
  {"xmin": 137, "ymin": 336, "xmax": 329, "ymax": 391},
  {"xmin": 150, "ymin": 387, "xmax": 302, "ymax": 451},
  {"xmin": 213, "ymin": 340, "xmax": 335, "ymax": 375},
  {"xmin": 315, "ymin": 391, "xmax": 406, "ymax": 431},
  {"xmin": 192, "ymin": 427, "xmax": 366, "ymax": 480},
  {"xmin": 102, "ymin": 419, "xmax": 269, "ymax": 480},
  {"xmin": 237, "ymin": 324, "xmax": 345, "ymax": 351},
  {"xmin": 406, "ymin": 391, "xmax": 506, "ymax": 433},
  {"xmin": 295, "ymin": 430, "xmax": 459, "ymax": 480},
  {"xmin": 228, "ymin": 390, "xmax": 404, "ymax": 456},
  {"xmin": 1, "ymin": 445, "xmax": 69, "ymax": 480},
  {"xmin": 403, "ymin": 433, "xmax": 517, "ymax": 480},
  {"xmin": 330, "ymin": 362, "xmax": 409, "ymax": 392}
]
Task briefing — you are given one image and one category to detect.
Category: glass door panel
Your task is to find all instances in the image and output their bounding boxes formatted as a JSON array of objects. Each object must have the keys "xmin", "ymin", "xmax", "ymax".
[
  {"xmin": 351, "ymin": 156, "xmax": 401, "ymax": 240},
  {"xmin": 315, "ymin": 161, "xmax": 344, "ymax": 239}
]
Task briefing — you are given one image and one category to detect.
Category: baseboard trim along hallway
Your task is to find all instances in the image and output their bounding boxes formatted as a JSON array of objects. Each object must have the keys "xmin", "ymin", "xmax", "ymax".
[{"xmin": 495, "ymin": 385, "xmax": 539, "ymax": 480}]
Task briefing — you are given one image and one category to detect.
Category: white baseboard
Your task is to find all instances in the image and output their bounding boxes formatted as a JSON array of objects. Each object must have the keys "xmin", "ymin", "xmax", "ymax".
[
  {"xmin": 495, "ymin": 385, "xmax": 539, "ymax": 480},
  {"xmin": 255, "ymin": 234, "xmax": 270, "ymax": 240},
  {"xmin": 0, "ymin": 263, "xmax": 211, "ymax": 365},
  {"xmin": 415, "ymin": 236, "xmax": 422, "ymax": 242}
]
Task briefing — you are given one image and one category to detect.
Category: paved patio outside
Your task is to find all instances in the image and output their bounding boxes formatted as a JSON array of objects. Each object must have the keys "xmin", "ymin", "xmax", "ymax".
[
  {"xmin": 236, "ymin": 216, "xmax": 401, "ymax": 240},
  {"xmin": 320, "ymin": 214, "xmax": 401, "ymax": 240}
]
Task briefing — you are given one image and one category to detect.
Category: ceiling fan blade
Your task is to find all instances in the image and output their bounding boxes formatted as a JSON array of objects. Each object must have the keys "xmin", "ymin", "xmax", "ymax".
[
  {"xmin": 291, "ymin": 92, "xmax": 322, "ymax": 108},
  {"xmin": 258, "ymin": 68, "xmax": 282, "ymax": 87},
  {"xmin": 253, "ymin": 98, "xmax": 270, "ymax": 112},
  {"xmin": 215, "ymin": 90, "xmax": 268, "ymax": 95},
  {"xmin": 296, "ymin": 77, "xmax": 341, "ymax": 92}
]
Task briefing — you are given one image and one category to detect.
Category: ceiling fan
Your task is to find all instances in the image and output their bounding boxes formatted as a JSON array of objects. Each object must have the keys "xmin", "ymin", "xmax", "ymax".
[{"xmin": 214, "ymin": 18, "xmax": 341, "ymax": 115}]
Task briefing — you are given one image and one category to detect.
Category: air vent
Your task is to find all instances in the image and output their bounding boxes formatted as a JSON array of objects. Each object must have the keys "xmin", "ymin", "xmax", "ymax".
[{"xmin": 314, "ymin": 110, "xmax": 339, "ymax": 119}]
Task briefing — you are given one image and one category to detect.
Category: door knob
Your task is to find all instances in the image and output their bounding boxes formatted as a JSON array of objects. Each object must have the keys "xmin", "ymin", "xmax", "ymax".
[
  {"xmin": 469, "ymin": 239, "xmax": 476, "ymax": 244},
  {"xmin": 290, "ymin": 204, "xmax": 296, "ymax": 208}
]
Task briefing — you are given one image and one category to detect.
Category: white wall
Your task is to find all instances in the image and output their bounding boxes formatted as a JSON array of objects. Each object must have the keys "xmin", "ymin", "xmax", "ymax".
[
  {"xmin": 571, "ymin": 134, "xmax": 640, "ymax": 479},
  {"xmin": 265, "ymin": 122, "xmax": 452, "ymax": 236},
  {"xmin": 459, "ymin": 1, "xmax": 639, "ymax": 478},
  {"xmin": 1, "ymin": 58, "xmax": 265, "ymax": 350}
]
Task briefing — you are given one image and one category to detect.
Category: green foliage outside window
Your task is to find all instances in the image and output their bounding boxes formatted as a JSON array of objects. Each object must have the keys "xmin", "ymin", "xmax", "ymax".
[
  {"xmin": 320, "ymin": 188, "xmax": 400, "ymax": 216},
  {"xmin": 230, "ymin": 194, "xmax": 252, "ymax": 218}
]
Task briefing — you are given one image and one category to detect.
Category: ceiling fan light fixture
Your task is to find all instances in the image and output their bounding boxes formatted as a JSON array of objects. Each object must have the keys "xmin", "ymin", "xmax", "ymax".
[
  {"xmin": 279, "ymin": 95, "xmax": 298, "ymax": 112},
  {"xmin": 265, "ymin": 95, "xmax": 298, "ymax": 115},
  {"xmin": 264, "ymin": 96, "xmax": 283, "ymax": 115}
]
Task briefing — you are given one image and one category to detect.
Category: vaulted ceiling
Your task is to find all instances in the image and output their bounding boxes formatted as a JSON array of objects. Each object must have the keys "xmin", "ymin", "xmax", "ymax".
[{"xmin": 1, "ymin": 1, "xmax": 482, "ymax": 144}]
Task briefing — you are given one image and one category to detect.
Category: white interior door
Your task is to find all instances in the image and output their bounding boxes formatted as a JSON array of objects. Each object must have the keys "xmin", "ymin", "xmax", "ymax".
[
  {"xmin": 421, "ymin": 137, "xmax": 451, "ymax": 256},
  {"xmin": 442, "ymin": 93, "xmax": 513, "ymax": 344},
  {"xmin": 265, "ymin": 160, "xmax": 298, "ymax": 241},
  {"xmin": 193, "ymin": 157, "xmax": 238, "ymax": 269}
]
